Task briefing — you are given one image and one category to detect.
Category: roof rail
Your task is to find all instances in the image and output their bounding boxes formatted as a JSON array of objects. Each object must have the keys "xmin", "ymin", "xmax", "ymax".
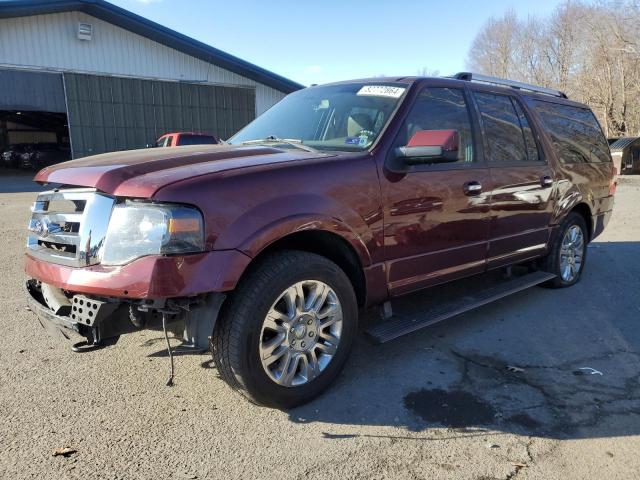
[{"xmin": 453, "ymin": 72, "xmax": 567, "ymax": 99}]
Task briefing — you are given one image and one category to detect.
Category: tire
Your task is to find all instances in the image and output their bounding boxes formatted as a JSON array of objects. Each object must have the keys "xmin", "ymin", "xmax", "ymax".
[
  {"xmin": 211, "ymin": 250, "xmax": 358, "ymax": 408},
  {"xmin": 540, "ymin": 212, "xmax": 588, "ymax": 288}
]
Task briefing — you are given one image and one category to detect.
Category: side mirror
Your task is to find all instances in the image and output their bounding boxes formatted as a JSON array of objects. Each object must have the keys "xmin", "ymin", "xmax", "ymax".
[{"xmin": 395, "ymin": 129, "xmax": 460, "ymax": 165}]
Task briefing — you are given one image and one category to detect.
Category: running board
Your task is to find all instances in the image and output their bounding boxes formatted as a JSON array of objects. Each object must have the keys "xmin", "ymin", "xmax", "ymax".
[{"xmin": 366, "ymin": 271, "xmax": 556, "ymax": 344}]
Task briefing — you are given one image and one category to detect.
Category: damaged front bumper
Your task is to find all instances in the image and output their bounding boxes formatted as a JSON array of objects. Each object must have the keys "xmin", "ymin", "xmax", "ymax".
[
  {"xmin": 25, "ymin": 280, "xmax": 224, "ymax": 351},
  {"xmin": 26, "ymin": 280, "xmax": 84, "ymax": 342},
  {"xmin": 25, "ymin": 279, "xmax": 135, "ymax": 346}
]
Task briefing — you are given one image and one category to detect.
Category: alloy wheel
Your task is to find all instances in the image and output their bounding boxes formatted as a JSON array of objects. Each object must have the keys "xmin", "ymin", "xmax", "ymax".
[
  {"xmin": 259, "ymin": 280, "xmax": 343, "ymax": 387},
  {"xmin": 559, "ymin": 225, "xmax": 585, "ymax": 282}
]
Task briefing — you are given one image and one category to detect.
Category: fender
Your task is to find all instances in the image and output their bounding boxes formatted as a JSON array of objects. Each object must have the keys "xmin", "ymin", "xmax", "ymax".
[
  {"xmin": 236, "ymin": 213, "xmax": 373, "ymax": 265},
  {"xmin": 210, "ymin": 191, "xmax": 379, "ymax": 266},
  {"xmin": 229, "ymin": 214, "xmax": 389, "ymax": 307},
  {"xmin": 151, "ymin": 153, "xmax": 385, "ymax": 296},
  {"xmin": 551, "ymin": 182, "xmax": 590, "ymax": 225},
  {"xmin": 549, "ymin": 180, "xmax": 602, "ymax": 243}
]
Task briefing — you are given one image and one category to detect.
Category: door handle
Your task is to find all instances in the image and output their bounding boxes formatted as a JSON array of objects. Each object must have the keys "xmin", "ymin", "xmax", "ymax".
[
  {"xmin": 463, "ymin": 181, "xmax": 482, "ymax": 196},
  {"xmin": 540, "ymin": 175, "xmax": 553, "ymax": 188}
]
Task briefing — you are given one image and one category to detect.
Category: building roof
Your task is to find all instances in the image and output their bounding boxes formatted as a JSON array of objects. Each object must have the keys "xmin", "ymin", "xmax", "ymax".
[
  {"xmin": 610, "ymin": 137, "xmax": 640, "ymax": 151},
  {"xmin": 0, "ymin": 0, "xmax": 304, "ymax": 94}
]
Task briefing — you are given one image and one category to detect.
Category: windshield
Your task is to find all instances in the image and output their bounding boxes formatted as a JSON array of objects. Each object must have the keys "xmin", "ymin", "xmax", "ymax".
[{"xmin": 228, "ymin": 83, "xmax": 407, "ymax": 152}]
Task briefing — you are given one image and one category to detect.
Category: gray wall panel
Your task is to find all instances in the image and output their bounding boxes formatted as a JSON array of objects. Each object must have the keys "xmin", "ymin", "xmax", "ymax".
[
  {"xmin": 0, "ymin": 12, "xmax": 288, "ymax": 115},
  {"xmin": 0, "ymin": 69, "xmax": 66, "ymax": 112},
  {"xmin": 65, "ymin": 73, "xmax": 255, "ymax": 158}
]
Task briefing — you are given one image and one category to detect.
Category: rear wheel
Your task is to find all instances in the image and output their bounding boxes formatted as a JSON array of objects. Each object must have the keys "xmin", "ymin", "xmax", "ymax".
[
  {"xmin": 541, "ymin": 212, "xmax": 588, "ymax": 288},
  {"xmin": 211, "ymin": 250, "xmax": 357, "ymax": 408}
]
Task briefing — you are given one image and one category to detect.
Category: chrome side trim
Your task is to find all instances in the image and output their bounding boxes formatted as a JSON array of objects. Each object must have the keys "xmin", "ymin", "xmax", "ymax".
[
  {"xmin": 489, "ymin": 227, "xmax": 550, "ymax": 242},
  {"xmin": 488, "ymin": 243, "xmax": 547, "ymax": 263},
  {"xmin": 389, "ymin": 259, "xmax": 486, "ymax": 291}
]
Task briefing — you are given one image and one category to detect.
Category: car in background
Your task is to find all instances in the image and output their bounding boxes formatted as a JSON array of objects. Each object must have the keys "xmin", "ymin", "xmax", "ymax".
[
  {"xmin": 2, "ymin": 144, "xmax": 32, "ymax": 169},
  {"xmin": 20, "ymin": 143, "xmax": 71, "ymax": 170},
  {"xmin": 155, "ymin": 132, "xmax": 219, "ymax": 147}
]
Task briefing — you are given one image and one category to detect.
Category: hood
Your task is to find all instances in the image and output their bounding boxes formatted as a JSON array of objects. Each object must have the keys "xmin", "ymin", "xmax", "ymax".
[{"xmin": 34, "ymin": 144, "xmax": 330, "ymax": 197}]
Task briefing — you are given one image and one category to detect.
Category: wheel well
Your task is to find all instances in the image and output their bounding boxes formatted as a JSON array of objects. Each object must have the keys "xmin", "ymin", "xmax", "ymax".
[
  {"xmin": 571, "ymin": 203, "xmax": 593, "ymax": 241},
  {"xmin": 251, "ymin": 230, "xmax": 367, "ymax": 307}
]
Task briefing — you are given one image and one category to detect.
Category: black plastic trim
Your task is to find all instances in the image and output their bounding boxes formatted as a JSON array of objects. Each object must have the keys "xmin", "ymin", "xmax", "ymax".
[{"xmin": 366, "ymin": 270, "xmax": 556, "ymax": 344}]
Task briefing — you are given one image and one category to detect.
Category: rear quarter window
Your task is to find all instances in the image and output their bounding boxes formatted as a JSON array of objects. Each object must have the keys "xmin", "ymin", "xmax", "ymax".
[{"xmin": 531, "ymin": 101, "xmax": 611, "ymax": 164}]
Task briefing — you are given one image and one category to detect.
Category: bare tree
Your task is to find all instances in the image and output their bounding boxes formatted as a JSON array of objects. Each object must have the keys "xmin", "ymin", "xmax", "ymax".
[
  {"xmin": 467, "ymin": 0, "xmax": 640, "ymax": 137},
  {"xmin": 467, "ymin": 10, "xmax": 519, "ymax": 77},
  {"xmin": 513, "ymin": 16, "xmax": 550, "ymax": 86},
  {"xmin": 417, "ymin": 67, "xmax": 440, "ymax": 77},
  {"xmin": 543, "ymin": 1, "xmax": 587, "ymax": 92}
]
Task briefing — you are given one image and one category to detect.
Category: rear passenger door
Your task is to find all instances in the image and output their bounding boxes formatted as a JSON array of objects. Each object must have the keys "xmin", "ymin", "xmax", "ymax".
[{"xmin": 472, "ymin": 91, "xmax": 554, "ymax": 268}]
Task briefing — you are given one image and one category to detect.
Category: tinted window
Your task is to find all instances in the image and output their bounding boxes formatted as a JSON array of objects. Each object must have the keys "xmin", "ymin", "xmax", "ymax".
[
  {"xmin": 156, "ymin": 136, "xmax": 169, "ymax": 147},
  {"xmin": 532, "ymin": 101, "xmax": 611, "ymax": 163},
  {"xmin": 512, "ymin": 99, "xmax": 540, "ymax": 162},
  {"xmin": 475, "ymin": 92, "xmax": 531, "ymax": 163},
  {"xmin": 177, "ymin": 134, "xmax": 217, "ymax": 146},
  {"xmin": 396, "ymin": 87, "xmax": 474, "ymax": 163}
]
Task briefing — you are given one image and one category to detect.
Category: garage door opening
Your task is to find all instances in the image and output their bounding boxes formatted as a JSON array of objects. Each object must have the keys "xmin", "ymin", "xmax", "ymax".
[{"xmin": 0, "ymin": 110, "xmax": 70, "ymax": 172}]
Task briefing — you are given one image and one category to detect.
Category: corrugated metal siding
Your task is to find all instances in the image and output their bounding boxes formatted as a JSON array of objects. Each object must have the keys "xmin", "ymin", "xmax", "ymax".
[
  {"xmin": 609, "ymin": 137, "xmax": 640, "ymax": 152},
  {"xmin": 0, "ymin": 11, "xmax": 287, "ymax": 115},
  {"xmin": 0, "ymin": 69, "xmax": 66, "ymax": 112},
  {"xmin": 255, "ymin": 84, "xmax": 285, "ymax": 116},
  {"xmin": 65, "ymin": 73, "xmax": 255, "ymax": 158}
]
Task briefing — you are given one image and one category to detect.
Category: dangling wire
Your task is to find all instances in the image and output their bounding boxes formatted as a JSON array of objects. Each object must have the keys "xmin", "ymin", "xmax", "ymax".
[{"xmin": 162, "ymin": 312, "xmax": 174, "ymax": 386}]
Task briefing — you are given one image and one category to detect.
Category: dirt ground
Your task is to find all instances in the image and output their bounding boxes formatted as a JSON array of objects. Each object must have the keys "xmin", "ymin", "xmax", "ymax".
[{"xmin": 0, "ymin": 174, "xmax": 639, "ymax": 480}]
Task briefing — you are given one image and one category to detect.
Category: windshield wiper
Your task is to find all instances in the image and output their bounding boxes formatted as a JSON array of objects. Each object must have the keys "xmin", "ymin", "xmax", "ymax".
[{"xmin": 240, "ymin": 136, "xmax": 319, "ymax": 153}]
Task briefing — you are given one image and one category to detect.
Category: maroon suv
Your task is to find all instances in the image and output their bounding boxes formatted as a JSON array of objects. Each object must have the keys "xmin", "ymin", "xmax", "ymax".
[{"xmin": 24, "ymin": 73, "xmax": 615, "ymax": 408}]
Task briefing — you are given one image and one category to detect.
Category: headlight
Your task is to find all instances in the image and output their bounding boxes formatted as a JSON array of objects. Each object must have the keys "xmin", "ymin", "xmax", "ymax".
[{"xmin": 101, "ymin": 202, "xmax": 204, "ymax": 266}]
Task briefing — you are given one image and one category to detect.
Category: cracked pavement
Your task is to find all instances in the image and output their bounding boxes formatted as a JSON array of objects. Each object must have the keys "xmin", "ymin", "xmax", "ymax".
[{"xmin": 0, "ymin": 174, "xmax": 639, "ymax": 479}]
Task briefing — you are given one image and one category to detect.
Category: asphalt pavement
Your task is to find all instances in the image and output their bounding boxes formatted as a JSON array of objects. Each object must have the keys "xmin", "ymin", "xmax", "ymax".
[{"xmin": 0, "ymin": 172, "xmax": 638, "ymax": 480}]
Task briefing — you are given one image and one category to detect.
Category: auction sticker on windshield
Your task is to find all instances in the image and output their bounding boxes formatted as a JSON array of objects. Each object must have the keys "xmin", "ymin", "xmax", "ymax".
[{"xmin": 357, "ymin": 85, "xmax": 406, "ymax": 98}]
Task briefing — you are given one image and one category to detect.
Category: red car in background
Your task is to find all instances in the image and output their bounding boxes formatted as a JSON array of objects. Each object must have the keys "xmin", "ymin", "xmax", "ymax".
[{"xmin": 156, "ymin": 132, "xmax": 219, "ymax": 147}]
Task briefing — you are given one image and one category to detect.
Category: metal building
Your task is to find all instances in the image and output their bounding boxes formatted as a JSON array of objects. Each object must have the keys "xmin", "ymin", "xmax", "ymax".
[
  {"xmin": 0, "ymin": 0, "xmax": 302, "ymax": 160},
  {"xmin": 609, "ymin": 137, "xmax": 640, "ymax": 175}
]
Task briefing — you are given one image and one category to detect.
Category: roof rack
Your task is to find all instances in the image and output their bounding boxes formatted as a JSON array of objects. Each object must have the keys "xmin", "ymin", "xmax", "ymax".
[{"xmin": 452, "ymin": 72, "xmax": 567, "ymax": 99}]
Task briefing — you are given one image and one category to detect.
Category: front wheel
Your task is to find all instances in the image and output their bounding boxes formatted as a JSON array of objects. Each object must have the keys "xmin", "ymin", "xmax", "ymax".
[
  {"xmin": 211, "ymin": 250, "xmax": 358, "ymax": 408},
  {"xmin": 541, "ymin": 212, "xmax": 588, "ymax": 288}
]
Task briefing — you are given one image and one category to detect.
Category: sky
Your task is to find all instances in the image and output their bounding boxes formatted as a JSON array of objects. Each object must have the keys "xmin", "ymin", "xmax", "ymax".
[{"xmin": 110, "ymin": 0, "xmax": 564, "ymax": 86}]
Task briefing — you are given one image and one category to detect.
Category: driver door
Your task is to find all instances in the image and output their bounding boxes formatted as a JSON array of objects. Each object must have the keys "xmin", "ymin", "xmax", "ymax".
[{"xmin": 378, "ymin": 86, "xmax": 491, "ymax": 296}]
